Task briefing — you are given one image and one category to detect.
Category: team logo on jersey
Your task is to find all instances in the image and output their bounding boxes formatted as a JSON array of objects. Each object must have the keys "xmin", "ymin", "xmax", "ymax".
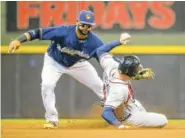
[
  {"xmin": 85, "ymin": 14, "xmax": 91, "ymax": 20},
  {"xmin": 57, "ymin": 44, "xmax": 90, "ymax": 59}
]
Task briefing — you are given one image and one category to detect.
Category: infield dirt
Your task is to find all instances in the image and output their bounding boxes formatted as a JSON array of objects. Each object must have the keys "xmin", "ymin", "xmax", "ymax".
[{"xmin": 1, "ymin": 119, "xmax": 185, "ymax": 138}]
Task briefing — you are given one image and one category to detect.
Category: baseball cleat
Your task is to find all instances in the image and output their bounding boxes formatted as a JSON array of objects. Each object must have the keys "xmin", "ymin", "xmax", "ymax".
[
  {"xmin": 117, "ymin": 124, "xmax": 130, "ymax": 129},
  {"xmin": 44, "ymin": 121, "xmax": 58, "ymax": 129}
]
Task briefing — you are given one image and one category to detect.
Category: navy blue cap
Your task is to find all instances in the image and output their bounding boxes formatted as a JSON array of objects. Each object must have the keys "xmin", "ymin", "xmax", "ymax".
[{"xmin": 78, "ymin": 10, "xmax": 95, "ymax": 25}]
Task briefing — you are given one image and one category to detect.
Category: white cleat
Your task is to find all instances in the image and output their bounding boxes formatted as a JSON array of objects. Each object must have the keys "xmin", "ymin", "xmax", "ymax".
[{"xmin": 117, "ymin": 124, "xmax": 130, "ymax": 129}]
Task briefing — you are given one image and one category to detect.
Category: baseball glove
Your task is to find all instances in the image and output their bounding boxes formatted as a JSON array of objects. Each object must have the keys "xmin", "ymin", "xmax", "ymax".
[{"xmin": 132, "ymin": 68, "xmax": 155, "ymax": 80}]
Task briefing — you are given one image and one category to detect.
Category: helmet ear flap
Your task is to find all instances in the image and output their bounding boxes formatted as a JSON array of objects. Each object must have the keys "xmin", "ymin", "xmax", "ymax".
[{"xmin": 118, "ymin": 61, "xmax": 129, "ymax": 75}]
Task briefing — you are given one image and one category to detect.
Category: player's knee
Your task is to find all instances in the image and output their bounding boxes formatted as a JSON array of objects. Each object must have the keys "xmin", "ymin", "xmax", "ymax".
[{"xmin": 41, "ymin": 83, "xmax": 56, "ymax": 93}]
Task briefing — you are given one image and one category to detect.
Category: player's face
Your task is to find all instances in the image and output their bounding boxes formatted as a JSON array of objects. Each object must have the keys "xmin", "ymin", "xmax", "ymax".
[{"xmin": 77, "ymin": 23, "xmax": 93, "ymax": 35}]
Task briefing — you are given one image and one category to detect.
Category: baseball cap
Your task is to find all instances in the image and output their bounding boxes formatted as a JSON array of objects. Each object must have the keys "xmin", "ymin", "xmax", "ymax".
[{"xmin": 78, "ymin": 10, "xmax": 95, "ymax": 25}]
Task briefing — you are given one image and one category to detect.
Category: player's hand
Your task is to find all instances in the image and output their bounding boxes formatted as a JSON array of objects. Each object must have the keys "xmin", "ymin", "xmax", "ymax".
[
  {"xmin": 120, "ymin": 33, "xmax": 131, "ymax": 45},
  {"xmin": 132, "ymin": 68, "xmax": 155, "ymax": 80},
  {"xmin": 8, "ymin": 40, "xmax": 21, "ymax": 53}
]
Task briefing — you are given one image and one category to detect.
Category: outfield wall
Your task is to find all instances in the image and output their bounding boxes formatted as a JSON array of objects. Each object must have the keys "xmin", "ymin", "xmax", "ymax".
[{"xmin": 1, "ymin": 51, "xmax": 185, "ymax": 119}]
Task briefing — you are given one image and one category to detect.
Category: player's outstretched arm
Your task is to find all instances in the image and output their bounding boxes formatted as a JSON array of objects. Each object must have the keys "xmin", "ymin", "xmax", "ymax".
[
  {"xmin": 8, "ymin": 26, "xmax": 67, "ymax": 53},
  {"xmin": 8, "ymin": 32, "xmax": 32, "ymax": 53},
  {"xmin": 8, "ymin": 27, "xmax": 46, "ymax": 53},
  {"xmin": 96, "ymin": 33, "xmax": 131, "ymax": 59},
  {"xmin": 96, "ymin": 33, "xmax": 131, "ymax": 69},
  {"xmin": 96, "ymin": 40, "xmax": 120, "ymax": 59},
  {"xmin": 102, "ymin": 107, "xmax": 129, "ymax": 129}
]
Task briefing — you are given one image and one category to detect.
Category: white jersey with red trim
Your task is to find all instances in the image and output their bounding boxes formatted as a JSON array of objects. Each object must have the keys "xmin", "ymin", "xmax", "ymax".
[
  {"xmin": 100, "ymin": 54, "xmax": 136, "ymax": 112},
  {"xmin": 100, "ymin": 54, "xmax": 168, "ymax": 127}
]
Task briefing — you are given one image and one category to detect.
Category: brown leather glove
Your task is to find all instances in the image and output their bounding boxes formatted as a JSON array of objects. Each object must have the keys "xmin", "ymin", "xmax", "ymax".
[{"xmin": 132, "ymin": 68, "xmax": 155, "ymax": 80}]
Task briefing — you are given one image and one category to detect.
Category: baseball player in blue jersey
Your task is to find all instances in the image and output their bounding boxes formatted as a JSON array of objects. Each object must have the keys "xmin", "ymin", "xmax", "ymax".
[
  {"xmin": 96, "ymin": 43, "xmax": 168, "ymax": 129},
  {"xmin": 8, "ymin": 10, "xmax": 131, "ymax": 129}
]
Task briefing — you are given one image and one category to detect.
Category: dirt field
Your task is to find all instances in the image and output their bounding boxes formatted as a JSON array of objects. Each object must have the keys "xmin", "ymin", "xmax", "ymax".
[{"xmin": 1, "ymin": 119, "xmax": 185, "ymax": 138}]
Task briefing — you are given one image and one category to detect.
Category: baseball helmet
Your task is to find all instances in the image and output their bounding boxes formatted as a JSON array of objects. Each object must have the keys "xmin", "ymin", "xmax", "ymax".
[
  {"xmin": 118, "ymin": 55, "xmax": 140, "ymax": 77},
  {"xmin": 77, "ymin": 10, "xmax": 95, "ymax": 25}
]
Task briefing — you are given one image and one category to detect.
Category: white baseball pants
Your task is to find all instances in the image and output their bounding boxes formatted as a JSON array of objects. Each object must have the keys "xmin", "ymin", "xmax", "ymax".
[{"xmin": 41, "ymin": 53, "xmax": 103, "ymax": 122}]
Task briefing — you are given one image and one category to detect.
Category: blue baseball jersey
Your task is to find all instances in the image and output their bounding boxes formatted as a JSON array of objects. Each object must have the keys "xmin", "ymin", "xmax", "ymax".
[{"xmin": 39, "ymin": 25, "xmax": 103, "ymax": 67}]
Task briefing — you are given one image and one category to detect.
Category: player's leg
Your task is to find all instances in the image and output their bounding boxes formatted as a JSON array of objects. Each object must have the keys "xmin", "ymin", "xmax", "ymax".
[
  {"xmin": 68, "ymin": 61, "xmax": 104, "ymax": 100},
  {"xmin": 124, "ymin": 110, "xmax": 168, "ymax": 128},
  {"xmin": 102, "ymin": 85, "xmax": 128, "ymax": 128},
  {"xmin": 41, "ymin": 53, "xmax": 65, "ymax": 127},
  {"xmin": 134, "ymin": 99, "xmax": 146, "ymax": 112}
]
